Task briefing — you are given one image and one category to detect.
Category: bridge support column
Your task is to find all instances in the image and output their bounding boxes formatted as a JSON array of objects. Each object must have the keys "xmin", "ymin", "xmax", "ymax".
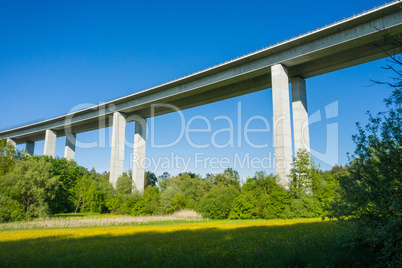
[
  {"xmin": 6, "ymin": 138, "xmax": 16, "ymax": 147},
  {"xmin": 64, "ymin": 133, "xmax": 76, "ymax": 160},
  {"xmin": 26, "ymin": 141, "xmax": 35, "ymax": 156},
  {"xmin": 44, "ymin": 129, "xmax": 57, "ymax": 157},
  {"xmin": 110, "ymin": 111, "xmax": 126, "ymax": 187},
  {"xmin": 292, "ymin": 77, "xmax": 310, "ymax": 155},
  {"xmin": 132, "ymin": 117, "xmax": 147, "ymax": 192},
  {"xmin": 271, "ymin": 64, "xmax": 293, "ymax": 188}
]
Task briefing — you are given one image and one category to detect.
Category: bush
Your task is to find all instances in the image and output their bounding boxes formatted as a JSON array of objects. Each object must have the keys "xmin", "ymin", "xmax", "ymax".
[
  {"xmin": 229, "ymin": 193, "xmax": 260, "ymax": 219},
  {"xmin": 198, "ymin": 186, "xmax": 239, "ymax": 219},
  {"xmin": 282, "ymin": 196, "xmax": 323, "ymax": 219},
  {"xmin": 263, "ymin": 186, "xmax": 292, "ymax": 219},
  {"xmin": 106, "ymin": 194, "xmax": 124, "ymax": 213},
  {"xmin": 0, "ymin": 194, "xmax": 26, "ymax": 222}
]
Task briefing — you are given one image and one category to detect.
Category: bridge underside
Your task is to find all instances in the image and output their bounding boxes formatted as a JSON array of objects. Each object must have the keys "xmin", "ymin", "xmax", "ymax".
[{"xmin": 2, "ymin": 1, "xmax": 402, "ymax": 189}]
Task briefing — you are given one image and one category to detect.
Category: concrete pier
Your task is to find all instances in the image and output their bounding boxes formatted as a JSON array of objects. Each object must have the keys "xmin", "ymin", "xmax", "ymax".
[
  {"xmin": 109, "ymin": 112, "xmax": 126, "ymax": 187},
  {"xmin": 26, "ymin": 141, "xmax": 35, "ymax": 156},
  {"xmin": 44, "ymin": 129, "xmax": 57, "ymax": 157},
  {"xmin": 64, "ymin": 133, "xmax": 76, "ymax": 160},
  {"xmin": 271, "ymin": 64, "xmax": 293, "ymax": 187},
  {"xmin": 292, "ymin": 77, "xmax": 310, "ymax": 155},
  {"xmin": 132, "ymin": 117, "xmax": 147, "ymax": 192}
]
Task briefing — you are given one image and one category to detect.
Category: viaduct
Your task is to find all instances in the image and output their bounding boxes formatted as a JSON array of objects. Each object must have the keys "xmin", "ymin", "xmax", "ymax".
[{"xmin": 1, "ymin": 1, "xmax": 402, "ymax": 191}]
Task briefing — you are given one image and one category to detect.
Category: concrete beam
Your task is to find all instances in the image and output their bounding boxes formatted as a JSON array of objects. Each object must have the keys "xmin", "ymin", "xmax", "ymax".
[
  {"xmin": 292, "ymin": 77, "xmax": 310, "ymax": 156},
  {"xmin": 64, "ymin": 133, "xmax": 76, "ymax": 161},
  {"xmin": 1, "ymin": 2, "xmax": 401, "ymax": 144},
  {"xmin": 44, "ymin": 129, "xmax": 57, "ymax": 157},
  {"xmin": 132, "ymin": 117, "xmax": 147, "ymax": 192},
  {"xmin": 26, "ymin": 141, "xmax": 35, "ymax": 156},
  {"xmin": 109, "ymin": 111, "xmax": 126, "ymax": 187},
  {"xmin": 271, "ymin": 64, "xmax": 293, "ymax": 188}
]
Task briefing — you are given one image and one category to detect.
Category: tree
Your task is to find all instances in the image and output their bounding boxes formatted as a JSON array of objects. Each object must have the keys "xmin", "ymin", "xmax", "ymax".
[
  {"xmin": 159, "ymin": 173, "xmax": 205, "ymax": 213},
  {"xmin": 0, "ymin": 158, "xmax": 59, "ymax": 218},
  {"xmin": 208, "ymin": 168, "xmax": 241, "ymax": 189},
  {"xmin": 116, "ymin": 173, "xmax": 133, "ymax": 195},
  {"xmin": 157, "ymin": 172, "xmax": 171, "ymax": 192},
  {"xmin": 73, "ymin": 172, "xmax": 110, "ymax": 213},
  {"xmin": 289, "ymin": 149, "xmax": 314, "ymax": 198},
  {"xmin": 35, "ymin": 156, "xmax": 85, "ymax": 214},
  {"xmin": 0, "ymin": 139, "xmax": 25, "ymax": 181},
  {"xmin": 144, "ymin": 171, "xmax": 157, "ymax": 188},
  {"xmin": 331, "ymin": 36, "xmax": 401, "ymax": 266}
]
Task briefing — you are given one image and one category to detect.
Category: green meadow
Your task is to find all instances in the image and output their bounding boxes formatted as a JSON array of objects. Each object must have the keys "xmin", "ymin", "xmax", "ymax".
[{"xmin": 0, "ymin": 217, "xmax": 373, "ymax": 267}]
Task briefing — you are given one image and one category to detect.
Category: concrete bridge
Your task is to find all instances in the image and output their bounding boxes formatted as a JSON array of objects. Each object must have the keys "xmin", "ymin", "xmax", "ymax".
[{"xmin": 1, "ymin": 1, "xmax": 402, "ymax": 190}]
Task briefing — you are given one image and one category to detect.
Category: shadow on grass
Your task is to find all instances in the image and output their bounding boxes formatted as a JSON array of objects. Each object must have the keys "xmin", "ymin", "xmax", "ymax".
[{"xmin": 0, "ymin": 221, "xmax": 372, "ymax": 267}]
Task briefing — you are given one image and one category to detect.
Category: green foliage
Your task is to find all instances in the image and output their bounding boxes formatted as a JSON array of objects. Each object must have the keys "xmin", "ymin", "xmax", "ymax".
[
  {"xmin": 166, "ymin": 193, "xmax": 187, "ymax": 213},
  {"xmin": 282, "ymin": 196, "xmax": 323, "ymax": 219},
  {"xmin": 142, "ymin": 186, "xmax": 160, "ymax": 215},
  {"xmin": 0, "ymin": 158, "xmax": 59, "ymax": 219},
  {"xmin": 116, "ymin": 173, "xmax": 133, "ymax": 195},
  {"xmin": 34, "ymin": 156, "xmax": 85, "ymax": 214},
  {"xmin": 159, "ymin": 173, "xmax": 205, "ymax": 213},
  {"xmin": 263, "ymin": 186, "xmax": 292, "ymax": 219},
  {"xmin": 106, "ymin": 194, "xmax": 124, "ymax": 213},
  {"xmin": 0, "ymin": 139, "xmax": 25, "ymax": 181},
  {"xmin": 229, "ymin": 193, "xmax": 260, "ymax": 219},
  {"xmin": 117, "ymin": 195, "xmax": 142, "ymax": 215},
  {"xmin": 331, "ymin": 43, "xmax": 402, "ymax": 266},
  {"xmin": 0, "ymin": 194, "xmax": 25, "ymax": 222},
  {"xmin": 312, "ymin": 168, "xmax": 341, "ymax": 214},
  {"xmin": 289, "ymin": 149, "xmax": 314, "ymax": 198},
  {"xmin": 198, "ymin": 186, "xmax": 239, "ymax": 219},
  {"xmin": 157, "ymin": 172, "xmax": 170, "ymax": 192},
  {"xmin": 144, "ymin": 171, "xmax": 157, "ymax": 188},
  {"xmin": 208, "ymin": 168, "xmax": 241, "ymax": 189},
  {"xmin": 73, "ymin": 173, "xmax": 111, "ymax": 213},
  {"xmin": 112, "ymin": 186, "xmax": 160, "ymax": 216}
]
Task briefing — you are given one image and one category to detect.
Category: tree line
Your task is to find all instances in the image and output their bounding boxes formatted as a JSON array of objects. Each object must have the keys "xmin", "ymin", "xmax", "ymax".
[{"xmin": 0, "ymin": 142, "xmax": 342, "ymax": 222}]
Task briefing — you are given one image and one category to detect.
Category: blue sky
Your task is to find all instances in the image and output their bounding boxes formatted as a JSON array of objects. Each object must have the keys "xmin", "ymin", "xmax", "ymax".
[{"xmin": 0, "ymin": 0, "xmax": 396, "ymax": 180}]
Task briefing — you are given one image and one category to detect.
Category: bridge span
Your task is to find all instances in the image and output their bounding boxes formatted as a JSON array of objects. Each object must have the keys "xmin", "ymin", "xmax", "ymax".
[{"xmin": 1, "ymin": 0, "xmax": 402, "ymax": 189}]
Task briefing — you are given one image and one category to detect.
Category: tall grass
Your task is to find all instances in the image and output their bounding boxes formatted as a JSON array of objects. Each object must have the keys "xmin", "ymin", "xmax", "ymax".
[{"xmin": 0, "ymin": 210, "xmax": 203, "ymax": 230}]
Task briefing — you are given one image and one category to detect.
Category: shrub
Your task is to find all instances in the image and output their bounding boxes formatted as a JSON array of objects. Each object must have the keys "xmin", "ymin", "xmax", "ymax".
[
  {"xmin": 229, "ymin": 193, "xmax": 260, "ymax": 219},
  {"xmin": 198, "ymin": 186, "xmax": 239, "ymax": 219},
  {"xmin": 0, "ymin": 194, "xmax": 26, "ymax": 222},
  {"xmin": 263, "ymin": 186, "xmax": 292, "ymax": 219}
]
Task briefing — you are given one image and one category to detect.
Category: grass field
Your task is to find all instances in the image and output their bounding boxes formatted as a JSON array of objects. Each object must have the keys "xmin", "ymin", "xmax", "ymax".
[{"xmin": 0, "ymin": 215, "xmax": 372, "ymax": 267}]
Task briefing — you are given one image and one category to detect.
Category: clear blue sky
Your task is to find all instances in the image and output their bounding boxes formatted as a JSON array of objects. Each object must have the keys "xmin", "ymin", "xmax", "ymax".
[{"xmin": 0, "ymin": 0, "xmax": 396, "ymax": 180}]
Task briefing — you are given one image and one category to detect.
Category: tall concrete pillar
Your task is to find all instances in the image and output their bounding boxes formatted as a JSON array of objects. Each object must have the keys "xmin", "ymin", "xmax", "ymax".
[
  {"xmin": 109, "ymin": 111, "xmax": 126, "ymax": 187},
  {"xmin": 6, "ymin": 138, "xmax": 16, "ymax": 147},
  {"xmin": 64, "ymin": 133, "xmax": 76, "ymax": 160},
  {"xmin": 292, "ymin": 77, "xmax": 310, "ymax": 155},
  {"xmin": 44, "ymin": 129, "xmax": 57, "ymax": 157},
  {"xmin": 26, "ymin": 141, "xmax": 35, "ymax": 156},
  {"xmin": 132, "ymin": 117, "xmax": 147, "ymax": 192},
  {"xmin": 271, "ymin": 64, "xmax": 293, "ymax": 188}
]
